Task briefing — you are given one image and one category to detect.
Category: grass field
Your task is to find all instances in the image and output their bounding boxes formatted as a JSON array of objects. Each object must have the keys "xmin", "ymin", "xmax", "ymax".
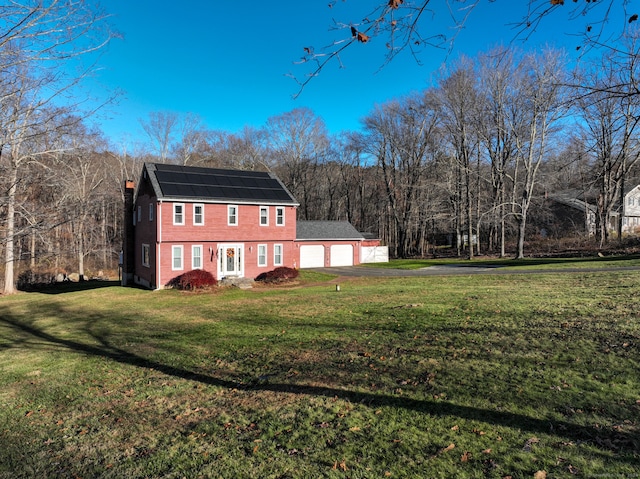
[
  {"xmin": 364, "ymin": 254, "xmax": 640, "ymax": 271},
  {"xmin": 0, "ymin": 268, "xmax": 638, "ymax": 478}
]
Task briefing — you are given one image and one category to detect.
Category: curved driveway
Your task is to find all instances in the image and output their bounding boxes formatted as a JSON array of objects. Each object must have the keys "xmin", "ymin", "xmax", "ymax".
[{"xmin": 312, "ymin": 264, "xmax": 640, "ymax": 277}]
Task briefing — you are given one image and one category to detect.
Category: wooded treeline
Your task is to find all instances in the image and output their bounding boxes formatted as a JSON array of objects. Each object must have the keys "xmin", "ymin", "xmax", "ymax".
[{"xmin": 4, "ymin": 23, "xmax": 640, "ymax": 291}]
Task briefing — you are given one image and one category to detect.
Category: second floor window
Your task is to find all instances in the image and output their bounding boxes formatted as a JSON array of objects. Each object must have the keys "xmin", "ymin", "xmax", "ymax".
[
  {"xmin": 260, "ymin": 206, "xmax": 268, "ymax": 226},
  {"xmin": 194, "ymin": 204, "xmax": 204, "ymax": 225},
  {"xmin": 276, "ymin": 207, "xmax": 285, "ymax": 226},
  {"xmin": 228, "ymin": 205, "xmax": 238, "ymax": 226},
  {"xmin": 174, "ymin": 203, "xmax": 184, "ymax": 225}
]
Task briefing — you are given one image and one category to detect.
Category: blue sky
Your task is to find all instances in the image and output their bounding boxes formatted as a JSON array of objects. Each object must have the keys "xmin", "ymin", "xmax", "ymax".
[{"xmin": 88, "ymin": 1, "xmax": 629, "ymax": 146}]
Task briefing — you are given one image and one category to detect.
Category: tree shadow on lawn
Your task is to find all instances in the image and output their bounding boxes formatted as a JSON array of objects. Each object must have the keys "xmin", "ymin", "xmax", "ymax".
[
  {"xmin": 0, "ymin": 307, "xmax": 637, "ymax": 463},
  {"xmin": 19, "ymin": 280, "xmax": 122, "ymax": 294}
]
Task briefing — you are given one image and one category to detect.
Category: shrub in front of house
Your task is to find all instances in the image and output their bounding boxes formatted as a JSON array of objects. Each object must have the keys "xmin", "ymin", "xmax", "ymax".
[
  {"xmin": 166, "ymin": 269, "xmax": 217, "ymax": 291},
  {"xmin": 255, "ymin": 266, "xmax": 299, "ymax": 283}
]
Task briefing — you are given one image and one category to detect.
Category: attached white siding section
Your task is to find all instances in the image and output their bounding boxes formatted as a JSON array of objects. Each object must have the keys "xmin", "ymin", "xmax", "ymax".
[{"xmin": 361, "ymin": 246, "xmax": 389, "ymax": 263}]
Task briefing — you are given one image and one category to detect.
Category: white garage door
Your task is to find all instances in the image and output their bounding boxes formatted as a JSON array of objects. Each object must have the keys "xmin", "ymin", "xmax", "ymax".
[
  {"xmin": 300, "ymin": 245, "xmax": 325, "ymax": 268},
  {"xmin": 330, "ymin": 244, "xmax": 353, "ymax": 267}
]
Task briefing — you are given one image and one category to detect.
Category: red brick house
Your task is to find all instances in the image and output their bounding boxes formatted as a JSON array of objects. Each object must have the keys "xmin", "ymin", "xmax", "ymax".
[{"xmin": 122, "ymin": 163, "xmax": 383, "ymax": 289}]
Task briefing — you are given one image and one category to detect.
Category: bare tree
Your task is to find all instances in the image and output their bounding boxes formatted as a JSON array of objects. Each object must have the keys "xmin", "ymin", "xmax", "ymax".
[
  {"xmin": 362, "ymin": 93, "xmax": 441, "ymax": 257},
  {"xmin": 187, "ymin": 127, "xmax": 269, "ymax": 171},
  {"xmin": 265, "ymin": 108, "xmax": 330, "ymax": 220},
  {"xmin": 49, "ymin": 124, "xmax": 108, "ymax": 278},
  {"xmin": 171, "ymin": 113, "xmax": 208, "ymax": 166},
  {"xmin": 476, "ymin": 48, "xmax": 520, "ymax": 257},
  {"xmin": 0, "ymin": 1, "xmax": 114, "ymax": 294},
  {"xmin": 292, "ymin": 1, "xmax": 633, "ymax": 95},
  {"xmin": 139, "ymin": 111, "xmax": 179, "ymax": 163},
  {"xmin": 574, "ymin": 37, "xmax": 640, "ymax": 245},
  {"xmin": 512, "ymin": 49, "xmax": 568, "ymax": 258},
  {"xmin": 435, "ymin": 58, "xmax": 480, "ymax": 258}
]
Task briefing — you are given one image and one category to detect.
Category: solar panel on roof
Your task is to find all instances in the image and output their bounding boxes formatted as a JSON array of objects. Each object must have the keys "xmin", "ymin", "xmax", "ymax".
[
  {"xmin": 206, "ymin": 186, "xmax": 224, "ymax": 198},
  {"xmin": 160, "ymin": 184, "xmax": 180, "ymax": 196},
  {"xmin": 150, "ymin": 163, "xmax": 296, "ymax": 203}
]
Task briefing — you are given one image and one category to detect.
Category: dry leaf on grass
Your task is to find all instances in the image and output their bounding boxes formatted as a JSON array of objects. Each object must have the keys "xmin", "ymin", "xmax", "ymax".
[{"xmin": 523, "ymin": 436, "xmax": 540, "ymax": 452}]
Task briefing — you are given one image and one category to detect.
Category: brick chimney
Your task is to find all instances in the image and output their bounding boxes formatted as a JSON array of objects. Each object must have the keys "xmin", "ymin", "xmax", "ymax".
[{"xmin": 122, "ymin": 180, "xmax": 135, "ymax": 286}]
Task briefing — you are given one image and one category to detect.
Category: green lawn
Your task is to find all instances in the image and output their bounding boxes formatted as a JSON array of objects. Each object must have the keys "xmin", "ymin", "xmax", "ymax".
[
  {"xmin": 364, "ymin": 254, "xmax": 640, "ymax": 270},
  {"xmin": 0, "ymin": 270, "xmax": 638, "ymax": 478}
]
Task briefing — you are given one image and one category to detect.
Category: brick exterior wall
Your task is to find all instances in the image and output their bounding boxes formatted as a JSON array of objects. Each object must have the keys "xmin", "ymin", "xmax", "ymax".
[{"xmin": 133, "ymin": 191, "xmax": 299, "ymax": 287}]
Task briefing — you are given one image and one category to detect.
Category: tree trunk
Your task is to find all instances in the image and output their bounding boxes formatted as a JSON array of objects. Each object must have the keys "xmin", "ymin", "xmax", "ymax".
[
  {"xmin": 30, "ymin": 231, "xmax": 36, "ymax": 269},
  {"xmin": 3, "ymin": 164, "xmax": 18, "ymax": 294},
  {"xmin": 516, "ymin": 210, "xmax": 527, "ymax": 259}
]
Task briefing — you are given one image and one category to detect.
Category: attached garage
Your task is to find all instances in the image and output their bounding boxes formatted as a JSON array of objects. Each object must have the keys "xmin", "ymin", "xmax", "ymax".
[
  {"xmin": 330, "ymin": 244, "xmax": 353, "ymax": 267},
  {"xmin": 297, "ymin": 221, "xmax": 368, "ymax": 269},
  {"xmin": 299, "ymin": 245, "xmax": 325, "ymax": 268}
]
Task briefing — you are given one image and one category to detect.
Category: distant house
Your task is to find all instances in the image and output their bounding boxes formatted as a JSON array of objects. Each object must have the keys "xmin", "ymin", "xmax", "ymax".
[
  {"xmin": 122, "ymin": 163, "xmax": 385, "ymax": 289},
  {"xmin": 547, "ymin": 185, "xmax": 640, "ymax": 237},
  {"xmin": 545, "ymin": 191, "xmax": 597, "ymax": 237},
  {"xmin": 607, "ymin": 184, "xmax": 640, "ymax": 234}
]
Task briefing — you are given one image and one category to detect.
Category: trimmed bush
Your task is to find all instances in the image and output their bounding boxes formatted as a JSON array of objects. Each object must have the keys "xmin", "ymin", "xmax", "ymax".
[
  {"xmin": 255, "ymin": 266, "xmax": 299, "ymax": 283},
  {"xmin": 167, "ymin": 269, "xmax": 217, "ymax": 291}
]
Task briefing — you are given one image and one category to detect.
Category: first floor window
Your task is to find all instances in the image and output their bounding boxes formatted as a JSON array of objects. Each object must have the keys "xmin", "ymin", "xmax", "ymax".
[
  {"xmin": 142, "ymin": 244, "xmax": 150, "ymax": 267},
  {"xmin": 258, "ymin": 244, "xmax": 267, "ymax": 267},
  {"xmin": 172, "ymin": 245, "xmax": 183, "ymax": 270},
  {"xmin": 274, "ymin": 244, "xmax": 283, "ymax": 266},
  {"xmin": 192, "ymin": 245, "xmax": 202, "ymax": 269}
]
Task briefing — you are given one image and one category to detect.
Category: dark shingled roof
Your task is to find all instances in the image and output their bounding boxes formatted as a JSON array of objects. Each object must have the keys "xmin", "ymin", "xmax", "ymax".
[
  {"xmin": 296, "ymin": 221, "xmax": 365, "ymax": 240},
  {"xmin": 144, "ymin": 163, "xmax": 298, "ymax": 205}
]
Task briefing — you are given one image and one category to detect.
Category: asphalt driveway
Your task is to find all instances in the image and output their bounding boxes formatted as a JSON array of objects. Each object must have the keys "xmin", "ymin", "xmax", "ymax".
[{"xmin": 312, "ymin": 264, "xmax": 640, "ymax": 277}]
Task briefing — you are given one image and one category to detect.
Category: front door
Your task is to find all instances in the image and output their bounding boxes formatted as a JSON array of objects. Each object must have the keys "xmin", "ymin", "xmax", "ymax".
[{"xmin": 218, "ymin": 244, "xmax": 243, "ymax": 278}]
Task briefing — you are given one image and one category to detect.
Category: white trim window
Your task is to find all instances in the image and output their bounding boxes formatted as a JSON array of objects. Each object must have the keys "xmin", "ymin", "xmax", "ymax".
[
  {"xmin": 276, "ymin": 207, "xmax": 285, "ymax": 226},
  {"xmin": 259, "ymin": 206, "xmax": 269, "ymax": 226},
  {"xmin": 142, "ymin": 244, "xmax": 150, "ymax": 267},
  {"xmin": 228, "ymin": 205, "xmax": 238, "ymax": 226},
  {"xmin": 192, "ymin": 245, "xmax": 202, "ymax": 269},
  {"xmin": 173, "ymin": 203, "xmax": 185, "ymax": 225},
  {"xmin": 172, "ymin": 245, "xmax": 183, "ymax": 270},
  {"xmin": 149, "ymin": 203, "xmax": 154, "ymax": 222},
  {"xmin": 274, "ymin": 244, "xmax": 283, "ymax": 266},
  {"xmin": 257, "ymin": 244, "xmax": 267, "ymax": 267},
  {"xmin": 193, "ymin": 203, "xmax": 204, "ymax": 225}
]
